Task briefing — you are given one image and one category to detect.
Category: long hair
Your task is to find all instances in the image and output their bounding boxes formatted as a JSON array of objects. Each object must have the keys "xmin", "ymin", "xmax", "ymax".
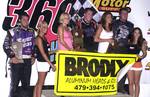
[
  {"xmin": 130, "ymin": 27, "xmax": 144, "ymax": 49},
  {"xmin": 59, "ymin": 12, "xmax": 70, "ymax": 24},
  {"xmin": 100, "ymin": 11, "xmax": 113, "ymax": 31},
  {"xmin": 37, "ymin": 20, "xmax": 48, "ymax": 35}
]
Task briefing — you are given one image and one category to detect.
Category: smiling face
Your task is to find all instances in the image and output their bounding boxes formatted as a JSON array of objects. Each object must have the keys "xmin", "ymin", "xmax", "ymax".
[
  {"xmin": 105, "ymin": 14, "xmax": 112, "ymax": 24},
  {"xmin": 38, "ymin": 21, "xmax": 48, "ymax": 35},
  {"xmin": 20, "ymin": 15, "xmax": 29, "ymax": 28},
  {"xmin": 133, "ymin": 29, "xmax": 141, "ymax": 39},
  {"xmin": 63, "ymin": 14, "xmax": 70, "ymax": 25},
  {"xmin": 84, "ymin": 10, "xmax": 93, "ymax": 22},
  {"xmin": 120, "ymin": 10, "xmax": 128, "ymax": 21},
  {"xmin": 59, "ymin": 13, "xmax": 70, "ymax": 26}
]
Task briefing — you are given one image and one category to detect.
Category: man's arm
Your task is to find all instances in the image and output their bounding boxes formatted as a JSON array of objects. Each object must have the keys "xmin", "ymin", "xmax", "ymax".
[
  {"xmin": 128, "ymin": 21, "xmax": 134, "ymax": 40},
  {"xmin": 3, "ymin": 31, "xmax": 15, "ymax": 58},
  {"xmin": 112, "ymin": 20, "xmax": 118, "ymax": 38}
]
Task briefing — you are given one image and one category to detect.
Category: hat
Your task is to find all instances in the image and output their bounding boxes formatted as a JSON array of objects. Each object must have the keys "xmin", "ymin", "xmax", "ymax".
[{"xmin": 119, "ymin": 7, "xmax": 131, "ymax": 13}]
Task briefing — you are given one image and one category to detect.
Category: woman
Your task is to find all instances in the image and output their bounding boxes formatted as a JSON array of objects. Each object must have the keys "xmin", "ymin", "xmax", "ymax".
[
  {"xmin": 57, "ymin": 12, "xmax": 73, "ymax": 97},
  {"xmin": 127, "ymin": 27, "xmax": 147, "ymax": 97},
  {"xmin": 33, "ymin": 21, "xmax": 55, "ymax": 97},
  {"xmin": 94, "ymin": 12, "xmax": 114, "ymax": 53},
  {"xmin": 58, "ymin": 12, "xmax": 73, "ymax": 50}
]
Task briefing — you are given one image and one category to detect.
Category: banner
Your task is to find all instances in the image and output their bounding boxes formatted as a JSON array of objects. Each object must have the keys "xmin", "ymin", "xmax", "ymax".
[
  {"xmin": 54, "ymin": 51, "xmax": 137, "ymax": 96},
  {"xmin": 90, "ymin": 0, "xmax": 131, "ymax": 12},
  {"xmin": 1, "ymin": 0, "xmax": 150, "ymax": 97}
]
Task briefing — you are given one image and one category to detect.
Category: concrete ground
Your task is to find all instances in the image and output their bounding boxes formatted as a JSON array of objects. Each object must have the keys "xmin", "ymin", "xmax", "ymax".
[{"xmin": 41, "ymin": 90, "xmax": 131, "ymax": 97}]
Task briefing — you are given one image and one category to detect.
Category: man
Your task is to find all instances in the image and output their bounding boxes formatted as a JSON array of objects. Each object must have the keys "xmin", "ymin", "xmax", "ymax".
[
  {"xmin": 81, "ymin": 8, "xmax": 98, "ymax": 52},
  {"xmin": 3, "ymin": 12, "xmax": 35, "ymax": 97},
  {"xmin": 112, "ymin": 7, "xmax": 134, "ymax": 93}
]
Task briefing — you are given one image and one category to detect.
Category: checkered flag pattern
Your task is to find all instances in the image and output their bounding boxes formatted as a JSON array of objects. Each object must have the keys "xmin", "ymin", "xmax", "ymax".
[{"xmin": 70, "ymin": 0, "xmax": 102, "ymax": 23}]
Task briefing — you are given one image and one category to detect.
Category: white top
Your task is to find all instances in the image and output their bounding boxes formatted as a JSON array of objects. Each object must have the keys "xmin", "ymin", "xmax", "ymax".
[{"xmin": 98, "ymin": 28, "xmax": 113, "ymax": 53}]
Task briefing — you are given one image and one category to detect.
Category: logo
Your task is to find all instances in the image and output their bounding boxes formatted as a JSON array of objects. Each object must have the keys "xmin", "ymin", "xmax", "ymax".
[
  {"xmin": 55, "ymin": 51, "xmax": 137, "ymax": 96},
  {"xmin": 2, "ymin": 0, "xmax": 76, "ymax": 42},
  {"xmin": 91, "ymin": 0, "xmax": 131, "ymax": 12},
  {"xmin": 2, "ymin": 0, "xmax": 76, "ymax": 63}
]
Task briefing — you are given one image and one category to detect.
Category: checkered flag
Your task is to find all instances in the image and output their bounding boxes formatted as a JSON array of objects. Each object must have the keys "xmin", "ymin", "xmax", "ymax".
[
  {"xmin": 70, "ymin": 0, "xmax": 102, "ymax": 23},
  {"xmin": 52, "ymin": 0, "xmax": 102, "ymax": 33}
]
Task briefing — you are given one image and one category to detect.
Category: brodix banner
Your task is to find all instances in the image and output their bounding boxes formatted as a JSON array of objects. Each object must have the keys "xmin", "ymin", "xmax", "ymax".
[{"xmin": 54, "ymin": 51, "xmax": 137, "ymax": 96}]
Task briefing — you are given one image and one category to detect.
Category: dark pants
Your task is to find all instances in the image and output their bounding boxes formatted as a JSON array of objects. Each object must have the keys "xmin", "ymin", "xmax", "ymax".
[
  {"xmin": 9, "ymin": 59, "xmax": 32, "ymax": 97},
  {"xmin": 83, "ymin": 37, "xmax": 98, "ymax": 52},
  {"xmin": 114, "ymin": 47, "xmax": 128, "ymax": 92},
  {"xmin": 118, "ymin": 74, "xmax": 127, "ymax": 91}
]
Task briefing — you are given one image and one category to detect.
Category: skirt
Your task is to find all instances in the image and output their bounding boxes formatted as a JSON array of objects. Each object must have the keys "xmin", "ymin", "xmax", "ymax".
[
  {"xmin": 36, "ymin": 61, "xmax": 50, "ymax": 72},
  {"xmin": 130, "ymin": 62, "xmax": 142, "ymax": 71}
]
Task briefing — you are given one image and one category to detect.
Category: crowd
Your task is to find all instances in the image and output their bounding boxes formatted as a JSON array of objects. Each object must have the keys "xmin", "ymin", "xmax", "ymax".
[{"xmin": 3, "ymin": 7, "xmax": 147, "ymax": 97}]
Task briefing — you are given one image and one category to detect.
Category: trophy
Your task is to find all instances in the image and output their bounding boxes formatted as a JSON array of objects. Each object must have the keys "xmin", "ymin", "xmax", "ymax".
[
  {"xmin": 72, "ymin": 10, "xmax": 84, "ymax": 51},
  {"xmin": 9, "ymin": 41, "xmax": 24, "ymax": 63}
]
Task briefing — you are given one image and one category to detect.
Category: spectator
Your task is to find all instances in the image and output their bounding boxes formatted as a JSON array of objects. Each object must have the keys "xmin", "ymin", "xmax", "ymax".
[
  {"xmin": 127, "ymin": 27, "xmax": 147, "ymax": 97},
  {"xmin": 58, "ymin": 12, "xmax": 73, "ymax": 51},
  {"xmin": 112, "ymin": 7, "xmax": 134, "ymax": 93},
  {"xmin": 94, "ymin": 12, "xmax": 114, "ymax": 53},
  {"xmin": 3, "ymin": 12, "xmax": 35, "ymax": 97},
  {"xmin": 33, "ymin": 21, "xmax": 55, "ymax": 97},
  {"xmin": 57, "ymin": 12, "xmax": 73, "ymax": 97},
  {"xmin": 81, "ymin": 8, "xmax": 98, "ymax": 52}
]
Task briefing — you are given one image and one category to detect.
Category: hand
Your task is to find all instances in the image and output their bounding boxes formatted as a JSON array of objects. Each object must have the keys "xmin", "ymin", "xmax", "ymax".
[
  {"xmin": 69, "ymin": 48, "xmax": 74, "ymax": 51},
  {"xmin": 10, "ymin": 57, "xmax": 19, "ymax": 64},
  {"xmin": 48, "ymin": 61, "xmax": 56, "ymax": 72},
  {"xmin": 108, "ymin": 39, "xmax": 114, "ymax": 45},
  {"xmin": 137, "ymin": 55, "xmax": 142, "ymax": 59},
  {"xmin": 31, "ymin": 57, "xmax": 35, "ymax": 65},
  {"xmin": 51, "ymin": 64, "xmax": 56, "ymax": 72}
]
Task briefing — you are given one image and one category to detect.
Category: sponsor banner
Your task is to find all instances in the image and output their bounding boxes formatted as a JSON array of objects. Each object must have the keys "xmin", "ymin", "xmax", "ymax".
[
  {"xmin": 90, "ymin": 0, "xmax": 131, "ymax": 12},
  {"xmin": 54, "ymin": 51, "xmax": 137, "ymax": 96}
]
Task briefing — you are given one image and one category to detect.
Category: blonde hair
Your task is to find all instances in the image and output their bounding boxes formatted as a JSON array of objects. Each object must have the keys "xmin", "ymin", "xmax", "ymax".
[
  {"xmin": 59, "ymin": 12, "xmax": 70, "ymax": 23},
  {"xmin": 37, "ymin": 21, "xmax": 48, "ymax": 29},
  {"xmin": 37, "ymin": 21, "xmax": 48, "ymax": 34}
]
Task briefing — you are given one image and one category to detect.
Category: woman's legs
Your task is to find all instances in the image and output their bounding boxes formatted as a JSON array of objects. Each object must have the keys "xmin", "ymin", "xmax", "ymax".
[
  {"xmin": 134, "ymin": 70, "xmax": 142, "ymax": 97},
  {"xmin": 33, "ymin": 72, "xmax": 47, "ymax": 97},
  {"xmin": 127, "ymin": 70, "xmax": 134, "ymax": 97}
]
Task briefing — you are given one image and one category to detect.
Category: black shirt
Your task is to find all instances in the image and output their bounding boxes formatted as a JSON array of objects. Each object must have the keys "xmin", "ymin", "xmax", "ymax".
[
  {"xmin": 35, "ymin": 36, "xmax": 49, "ymax": 62},
  {"xmin": 128, "ymin": 44, "xmax": 141, "ymax": 62},
  {"xmin": 128, "ymin": 44, "xmax": 141, "ymax": 54},
  {"xmin": 112, "ymin": 19, "xmax": 134, "ymax": 53},
  {"xmin": 81, "ymin": 19, "xmax": 97, "ymax": 52}
]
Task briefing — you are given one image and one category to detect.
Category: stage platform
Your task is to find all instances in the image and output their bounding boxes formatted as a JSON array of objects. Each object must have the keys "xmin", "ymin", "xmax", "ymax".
[{"xmin": 42, "ymin": 90, "xmax": 131, "ymax": 97}]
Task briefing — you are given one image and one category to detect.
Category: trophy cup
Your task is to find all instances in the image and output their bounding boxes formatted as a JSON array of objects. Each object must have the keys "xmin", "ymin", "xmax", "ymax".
[{"xmin": 9, "ymin": 41, "xmax": 24, "ymax": 63}]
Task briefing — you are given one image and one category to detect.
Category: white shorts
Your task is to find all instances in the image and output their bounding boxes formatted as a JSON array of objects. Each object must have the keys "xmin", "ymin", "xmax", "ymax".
[
  {"xmin": 36, "ymin": 61, "xmax": 50, "ymax": 72},
  {"xmin": 130, "ymin": 67, "xmax": 143, "ymax": 71}
]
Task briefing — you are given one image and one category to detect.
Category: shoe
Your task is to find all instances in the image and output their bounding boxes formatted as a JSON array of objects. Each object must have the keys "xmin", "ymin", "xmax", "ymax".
[{"xmin": 118, "ymin": 89, "xmax": 127, "ymax": 94}]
